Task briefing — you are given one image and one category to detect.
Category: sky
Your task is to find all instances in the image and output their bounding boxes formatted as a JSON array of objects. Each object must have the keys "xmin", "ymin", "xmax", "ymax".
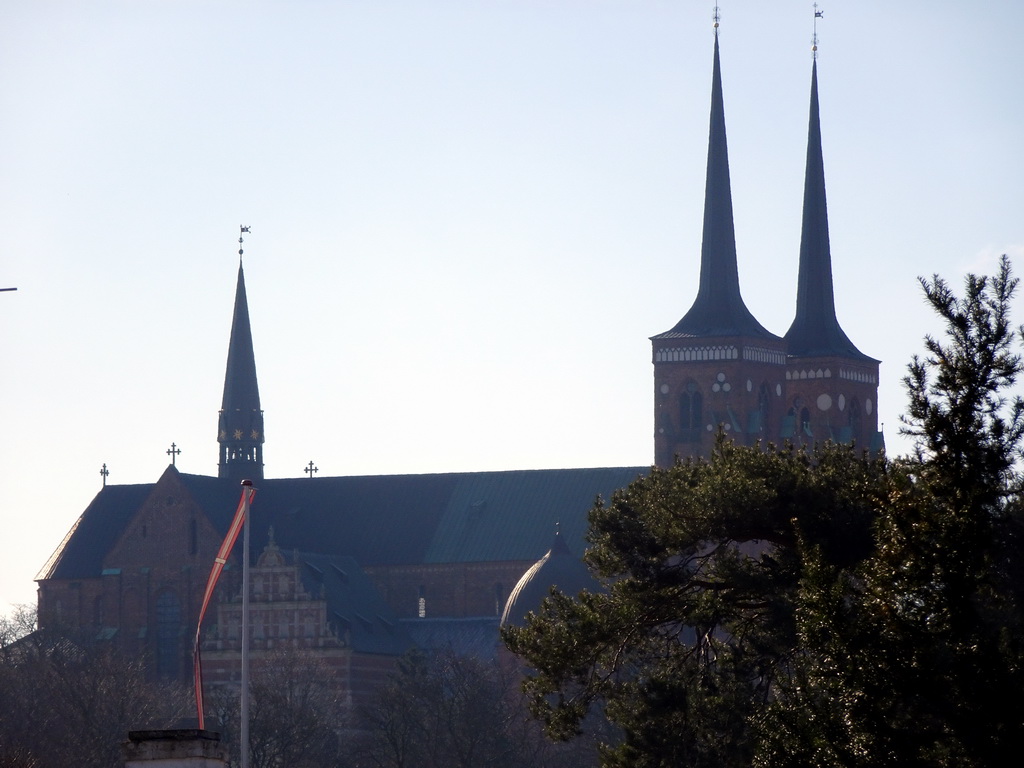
[{"xmin": 1, "ymin": 1, "xmax": 1022, "ymax": 613}]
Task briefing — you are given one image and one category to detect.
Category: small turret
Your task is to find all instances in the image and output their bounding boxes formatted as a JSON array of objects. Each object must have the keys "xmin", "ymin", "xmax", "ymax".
[{"xmin": 218, "ymin": 236, "xmax": 264, "ymax": 481}]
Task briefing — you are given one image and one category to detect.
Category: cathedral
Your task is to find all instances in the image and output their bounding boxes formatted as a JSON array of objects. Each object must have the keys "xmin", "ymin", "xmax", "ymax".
[{"xmin": 33, "ymin": 27, "xmax": 880, "ymax": 717}]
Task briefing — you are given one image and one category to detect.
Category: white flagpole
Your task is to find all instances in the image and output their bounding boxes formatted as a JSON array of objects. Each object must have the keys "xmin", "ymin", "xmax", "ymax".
[{"xmin": 240, "ymin": 479, "xmax": 253, "ymax": 768}]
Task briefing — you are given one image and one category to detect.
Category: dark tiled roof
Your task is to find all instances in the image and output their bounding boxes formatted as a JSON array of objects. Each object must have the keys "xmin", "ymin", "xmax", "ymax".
[
  {"xmin": 295, "ymin": 552, "xmax": 415, "ymax": 656},
  {"xmin": 423, "ymin": 466, "xmax": 645, "ymax": 563},
  {"xmin": 41, "ymin": 466, "xmax": 648, "ymax": 582},
  {"xmin": 37, "ymin": 483, "xmax": 155, "ymax": 581}
]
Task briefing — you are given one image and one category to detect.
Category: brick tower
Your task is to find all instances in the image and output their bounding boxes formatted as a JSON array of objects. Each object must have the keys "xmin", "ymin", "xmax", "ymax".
[
  {"xmin": 652, "ymin": 29, "xmax": 881, "ymax": 467},
  {"xmin": 781, "ymin": 58, "xmax": 880, "ymax": 449},
  {"xmin": 652, "ymin": 30, "xmax": 787, "ymax": 466}
]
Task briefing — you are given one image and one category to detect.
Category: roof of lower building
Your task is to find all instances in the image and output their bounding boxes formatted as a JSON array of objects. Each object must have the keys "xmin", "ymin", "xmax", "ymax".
[{"xmin": 39, "ymin": 465, "xmax": 647, "ymax": 582}]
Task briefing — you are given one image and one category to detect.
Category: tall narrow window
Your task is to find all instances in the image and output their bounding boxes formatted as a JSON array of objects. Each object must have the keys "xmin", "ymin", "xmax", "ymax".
[
  {"xmin": 679, "ymin": 382, "xmax": 703, "ymax": 442},
  {"xmin": 417, "ymin": 585, "xmax": 427, "ymax": 618},
  {"xmin": 848, "ymin": 398, "xmax": 862, "ymax": 440},
  {"xmin": 189, "ymin": 519, "xmax": 198, "ymax": 556},
  {"xmin": 156, "ymin": 590, "xmax": 181, "ymax": 679},
  {"xmin": 758, "ymin": 383, "xmax": 771, "ymax": 435},
  {"xmin": 800, "ymin": 407, "xmax": 812, "ymax": 437}
]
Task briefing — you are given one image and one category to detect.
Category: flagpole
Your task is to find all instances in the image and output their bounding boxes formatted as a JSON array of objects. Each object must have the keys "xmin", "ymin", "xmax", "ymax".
[{"xmin": 240, "ymin": 479, "xmax": 253, "ymax": 768}]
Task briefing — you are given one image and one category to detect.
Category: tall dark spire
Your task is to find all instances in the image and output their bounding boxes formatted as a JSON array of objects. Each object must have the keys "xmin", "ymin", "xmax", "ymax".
[
  {"xmin": 784, "ymin": 60, "xmax": 872, "ymax": 360},
  {"xmin": 662, "ymin": 32, "xmax": 777, "ymax": 340},
  {"xmin": 218, "ymin": 244, "xmax": 264, "ymax": 480}
]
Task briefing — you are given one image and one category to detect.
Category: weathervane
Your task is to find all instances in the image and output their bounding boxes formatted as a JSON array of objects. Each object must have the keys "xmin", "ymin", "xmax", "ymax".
[
  {"xmin": 713, "ymin": 4, "xmax": 720, "ymax": 30},
  {"xmin": 238, "ymin": 225, "xmax": 250, "ymax": 260},
  {"xmin": 812, "ymin": 3, "xmax": 823, "ymax": 59}
]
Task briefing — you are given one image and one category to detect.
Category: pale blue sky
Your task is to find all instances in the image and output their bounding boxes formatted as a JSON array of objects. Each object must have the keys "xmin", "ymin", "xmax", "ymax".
[{"xmin": 2, "ymin": 1, "xmax": 1022, "ymax": 611}]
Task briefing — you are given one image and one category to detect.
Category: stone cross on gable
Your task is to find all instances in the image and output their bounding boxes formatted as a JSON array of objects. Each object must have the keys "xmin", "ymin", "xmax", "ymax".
[
  {"xmin": 305, "ymin": 461, "xmax": 318, "ymax": 479},
  {"xmin": 100, "ymin": 463, "xmax": 109, "ymax": 488},
  {"xmin": 166, "ymin": 442, "xmax": 181, "ymax": 466}
]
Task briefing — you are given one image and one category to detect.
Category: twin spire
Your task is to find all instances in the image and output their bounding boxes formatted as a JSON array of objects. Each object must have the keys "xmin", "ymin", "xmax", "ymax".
[
  {"xmin": 665, "ymin": 26, "xmax": 868, "ymax": 361},
  {"xmin": 212, "ymin": 23, "xmax": 868, "ymax": 481},
  {"xmin": 784, "ymin": 59, "xmax": 870, "ymax": 360},
  {"xmin": 666, "ymin": 33, "xmax": 777, "ymax": 341}
]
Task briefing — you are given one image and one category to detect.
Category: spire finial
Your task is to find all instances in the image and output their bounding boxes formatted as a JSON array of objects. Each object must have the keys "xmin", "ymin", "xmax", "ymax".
[
  {"xmin": 812, "ymin": 4, "xmax": 823, "ymax": 59},
  {"xmin": 713, "ymin": 4, "xmax": 721, "ymax": 31},
  {"xmin": 238, "ymin": 225, "xmax": 250, "ymax": 261}
]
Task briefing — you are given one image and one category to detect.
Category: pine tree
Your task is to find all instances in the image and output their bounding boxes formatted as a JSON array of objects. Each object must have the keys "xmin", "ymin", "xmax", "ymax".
[
  {"xmin": 505, "ymin": 257, "xmax": 1024, "ymax": 768},
  {"xmin": 760, "ymin": 255, "xmax": 1024, "ymax": 767}
]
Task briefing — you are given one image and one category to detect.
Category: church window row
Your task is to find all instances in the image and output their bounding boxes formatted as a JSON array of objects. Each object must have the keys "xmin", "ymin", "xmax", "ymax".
[
  {"xmin": 743, "ymin": 346, "xmax": 787, "ymax": 365},
  {"xmin": 654, "ymin": 345, "xmax": 739, "ymax": 363},
  {"xmin": 661, "ymin": 385, "xmax": 868, "ymax": 444},
  {"xmin": 660, "ymin": 378, "xmax": 782, "ymax": 443},
  {"xmin": 787, "ymin": 368, "xmax": 832, "ymax": 380},
  {"xmin": 839, "ymin": 368, "xmax": 877, "ymax": 384},
  {"xmin": 223, "ymin": 446, "xmax": 259, "ymax": 462}
]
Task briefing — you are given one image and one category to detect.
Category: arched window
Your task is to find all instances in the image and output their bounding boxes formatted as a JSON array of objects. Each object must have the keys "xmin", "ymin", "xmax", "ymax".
[
  {"xmin": 418, "ymin": 585, "xmax": 427, "ymax": 618},
  {"xmin": 758, "ymin": 382, "xmax": 771, "ymax": 435},
  {"xmin": 848, "ymin": 398, "xmax": 862, "ymax": 440},
  {"xmin": 679, "ymin": 382, "xmax": 703, "ymax": 442},
  {"xmin": 800, "ymin": 407, "xmax": 812, "ymax": 437},
  {"xmin": 155, "ymin": 590, "xmax": 181, "ymax": 679}
]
